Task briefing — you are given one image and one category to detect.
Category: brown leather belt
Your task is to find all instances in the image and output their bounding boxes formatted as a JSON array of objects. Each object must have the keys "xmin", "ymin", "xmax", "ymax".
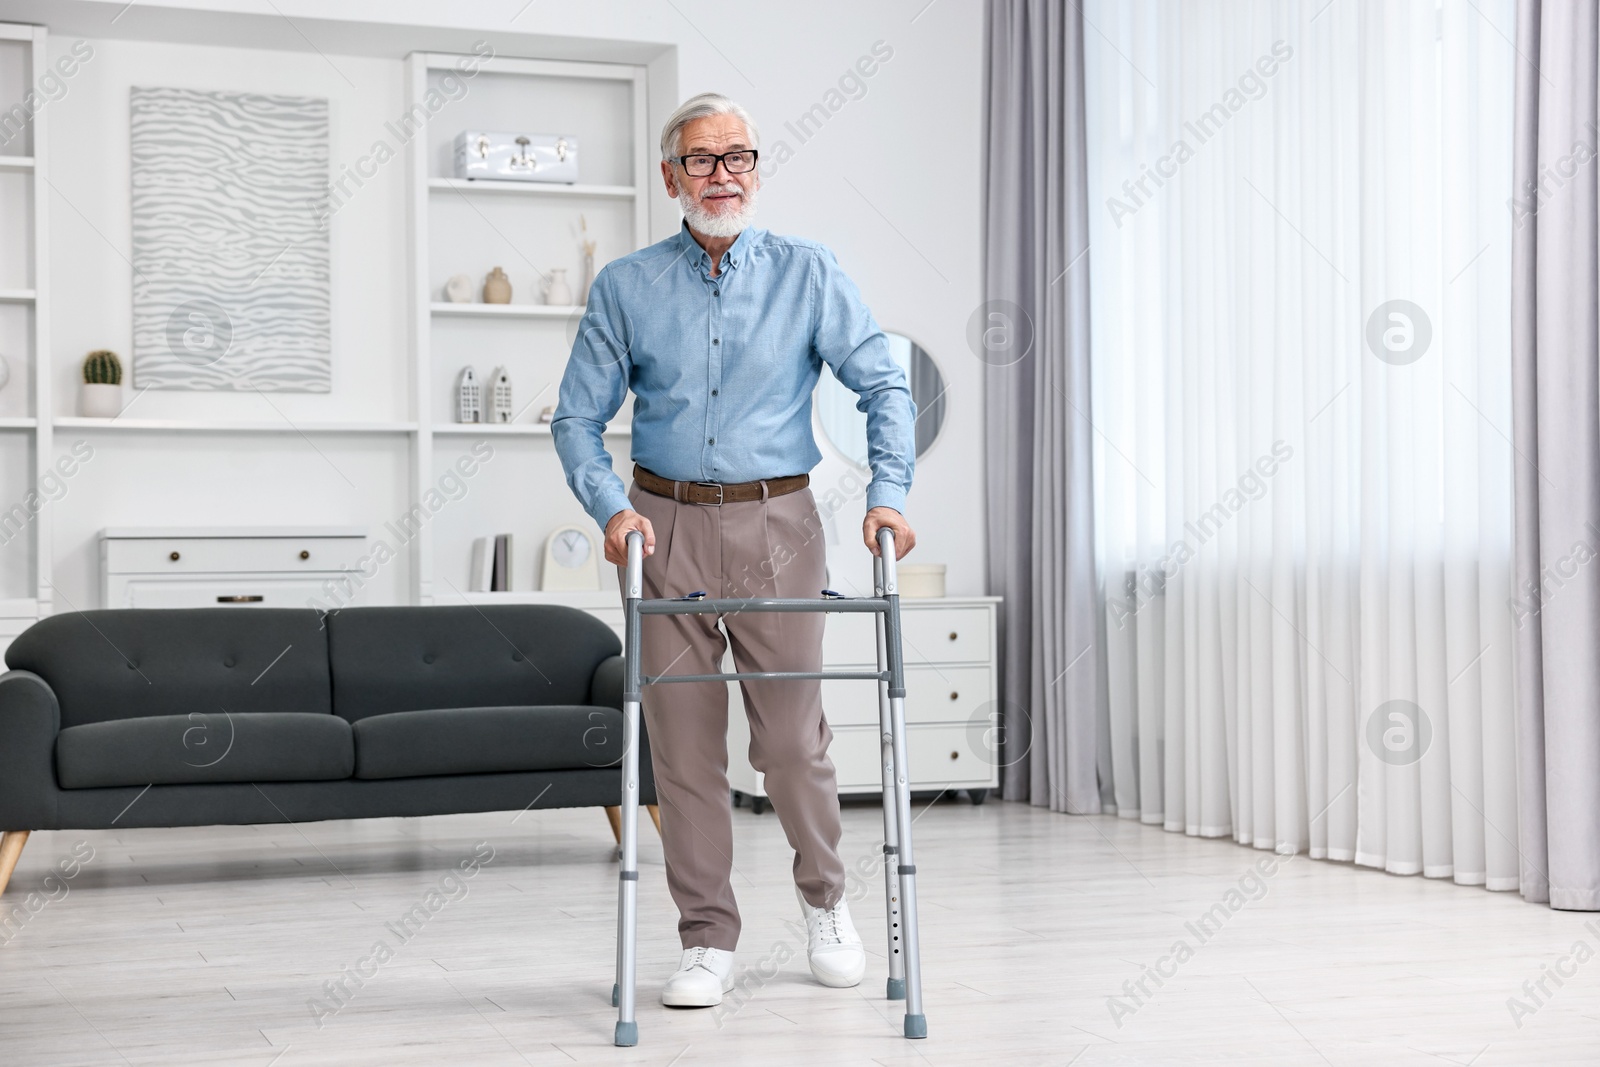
[{"xmin": 633, "ymin": 464, "xmax": 808, "ymax": 505}]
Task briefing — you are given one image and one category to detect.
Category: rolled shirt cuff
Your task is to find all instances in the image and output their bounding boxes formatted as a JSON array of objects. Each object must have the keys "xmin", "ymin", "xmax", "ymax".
[
  {"xmin": 589, "ymin": 487, "xmax": 634, "ymax": 532},
  {"xmin": 865, "ymin": 482, "xmax": 908, "ymax": 516}
]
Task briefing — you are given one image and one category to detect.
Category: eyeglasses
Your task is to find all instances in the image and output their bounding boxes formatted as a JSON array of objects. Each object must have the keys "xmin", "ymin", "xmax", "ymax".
[{"xmin": 669, "ymin": 149, "xmax": 759, "ymax": 177}]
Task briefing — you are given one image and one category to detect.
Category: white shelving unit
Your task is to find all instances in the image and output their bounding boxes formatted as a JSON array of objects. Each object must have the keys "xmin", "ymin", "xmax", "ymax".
[
  {"xmin": 405, "ymin": 51, "xmax": 651, "ymax": 603},
  {"xmin": 0, "ymin": 34, "xmax": 656, "ymax": 633},
  {"xmin": 0, "ymin": 23, "xmax": 51, "ymax": 637}
]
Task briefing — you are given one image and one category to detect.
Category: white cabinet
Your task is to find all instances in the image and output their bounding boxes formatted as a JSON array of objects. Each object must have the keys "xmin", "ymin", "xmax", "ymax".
[
  {"xmin": 728, "ymin": 596, "xmax": 1001, "ymax": 807},
  {"xmin": 100, "ymin": 526, "xmax": 369, "ymax": 609}
]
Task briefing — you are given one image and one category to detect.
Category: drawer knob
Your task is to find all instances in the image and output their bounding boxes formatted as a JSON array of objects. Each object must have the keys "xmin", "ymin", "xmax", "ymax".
[
  {"xmin": 950, "ymin": 750, "xmax": 959, "ymax": 760},
  {"xmin": 169, "ymin": 551, "xmax": 180, "ymax": 561},
  {"xmin": 299, "ymin": 550, "xmax": 311, "ymax": 560},
  {"xmin": 948, "ymin": 631, "xmax": 958, "ymax": 641},
  {"xmin": 949, "ymin": 691, "xmax": 959, "ymax": 701},
  {"xmin": 217, "ymin": 595, "xmax": 264, "ymax": 603}
]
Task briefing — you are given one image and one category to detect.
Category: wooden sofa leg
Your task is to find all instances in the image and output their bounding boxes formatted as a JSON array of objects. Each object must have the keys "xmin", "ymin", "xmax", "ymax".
[
  {"xmin": 605, "ymin": 806, "xmax": 662, "ymax": 843},
  {"xmin": 0, "ymin": 831, "xmax": 30, "ymax": 897}
]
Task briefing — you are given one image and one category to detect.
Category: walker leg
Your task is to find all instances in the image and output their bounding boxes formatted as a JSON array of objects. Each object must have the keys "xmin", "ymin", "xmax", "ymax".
[
  {"xmin": 879, "ymin": 529, "xmax": 927, "ymax": 1039},
  {"xmin": 874, "ymin": 556, "xmax": 907, "ymax": 1002},
  {"xmin": 614, "ymin": 533, "xmax": 645, "ymax": 1047},
  {"xmin": 615, "ymin": 697, "xmax": 641, "ymax": 1046}
]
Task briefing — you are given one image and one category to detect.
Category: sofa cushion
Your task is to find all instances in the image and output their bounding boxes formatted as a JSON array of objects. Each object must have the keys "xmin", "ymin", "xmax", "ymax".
[
  {"xmin": 326, "ymin": 605, "xmax": 621, "ymax": 723},
  {"xmin": 56, "ymin": 712, "xmax": 354, "ymax": 789},
  {"xmin": 352, "ymin": 705, "xmax": 622, "ymax": 780},
  {"xmin": 6, "ymin": 608, "xmax": 333, "ymax": 729}
]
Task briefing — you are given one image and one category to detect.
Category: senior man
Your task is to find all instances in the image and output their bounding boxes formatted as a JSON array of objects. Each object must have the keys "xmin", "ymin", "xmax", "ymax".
[{"xmin": 552, "ymin": 91, "xmax": 916, "ymax": 1009}]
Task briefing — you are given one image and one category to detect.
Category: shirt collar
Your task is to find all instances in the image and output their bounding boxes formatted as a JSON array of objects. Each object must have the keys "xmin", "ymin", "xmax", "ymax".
[{"xmin": 676, "ymin": 218, "xmax": 760, "ymax": 275}]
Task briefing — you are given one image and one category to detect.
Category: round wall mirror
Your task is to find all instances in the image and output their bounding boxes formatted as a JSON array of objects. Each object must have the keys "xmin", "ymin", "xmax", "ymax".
[{"xmin": 815, "ymin": 332, "xmax": 946, "ymax": 467}]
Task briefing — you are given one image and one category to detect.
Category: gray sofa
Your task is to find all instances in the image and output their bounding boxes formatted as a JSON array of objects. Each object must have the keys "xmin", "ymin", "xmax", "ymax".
[{"xmin": 0, "ymin": 604, "xmax": 656, "ymax": 894}]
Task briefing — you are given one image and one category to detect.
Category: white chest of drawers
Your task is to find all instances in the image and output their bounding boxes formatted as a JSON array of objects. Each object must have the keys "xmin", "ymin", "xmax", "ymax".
[
  {"xmin": 728, "ymin": 596, "xmax": 1002, "ymax": 808},
  {"xmin": 100, "ymin": 526, "xmax": 369, "ymax": 609}
]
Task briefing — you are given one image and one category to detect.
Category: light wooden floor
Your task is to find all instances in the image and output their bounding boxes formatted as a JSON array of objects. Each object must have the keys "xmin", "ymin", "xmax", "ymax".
[{"xmin": 0, "ymin": 796, "xmax": 1597, "ymax": 1065}]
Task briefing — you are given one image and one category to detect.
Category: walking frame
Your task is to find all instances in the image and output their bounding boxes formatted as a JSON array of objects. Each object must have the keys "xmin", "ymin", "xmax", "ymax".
[{"xmin": 610, "ymin": 527, "xmax": 928, "ymax": 1046}]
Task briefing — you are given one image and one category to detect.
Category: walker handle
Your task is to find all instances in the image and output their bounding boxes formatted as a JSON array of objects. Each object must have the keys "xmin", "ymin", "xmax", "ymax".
[
  {"xmin": 877, "ymin": 526, "xmax": 898, "ymax": 592},
  {"xmin": 624, "ymin": 529, "xmax": 643, "ymax": 600}
]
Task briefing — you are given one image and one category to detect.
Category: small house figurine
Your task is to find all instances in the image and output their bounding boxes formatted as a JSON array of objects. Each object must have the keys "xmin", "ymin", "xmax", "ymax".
[
  {"xmin": 455, "ymin": 366, "xmax": 481, "ymax": 423},
  {"xmin": 488, "ymin": 366, "xmax": 512, "ymax": 423}
]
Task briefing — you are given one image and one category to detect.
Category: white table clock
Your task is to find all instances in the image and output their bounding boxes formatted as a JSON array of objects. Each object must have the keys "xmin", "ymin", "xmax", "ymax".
[{"xmin": 541, "ymin": 524, "xmax": 601, "ymax": 591}]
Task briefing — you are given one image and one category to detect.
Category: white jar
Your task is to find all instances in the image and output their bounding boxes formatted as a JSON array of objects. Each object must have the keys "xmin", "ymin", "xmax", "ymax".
[{"xmin": 896, "ymin": 564, "xmax": 947, "ymax": 598}]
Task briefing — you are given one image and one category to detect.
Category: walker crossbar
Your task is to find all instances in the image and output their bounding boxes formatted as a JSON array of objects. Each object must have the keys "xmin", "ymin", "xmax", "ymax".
[
  {"xmin": 642, "ymin": 670, "xmax": 888, "ymax": 685},
  {"xmin": 637, "ymin": 597, "xmax": 891, "ymax": 614},
  {"xmin": 611, "ymin": 526, "xmax": 928, "ymax": 1046}
]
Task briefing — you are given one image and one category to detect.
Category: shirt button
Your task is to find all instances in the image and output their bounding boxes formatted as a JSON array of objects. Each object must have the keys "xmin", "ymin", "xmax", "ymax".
[
  {"xmin": 713, "ymin": 289, "xmax": 720, "ymax": 297},
  {"xmin": 708, "ymin": 437, "xmax": 715, "ymax": 445},
  {"xmin": 711, "ymin": 389, "xmax": 719, "ymax": 396},
  {"xmin": 713, "ymin": 338, "xmax": 720, "ymax": 345}
]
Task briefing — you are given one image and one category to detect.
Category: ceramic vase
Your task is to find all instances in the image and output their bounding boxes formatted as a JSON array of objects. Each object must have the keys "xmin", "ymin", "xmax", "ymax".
[
  {"xmin": 483, "ymin": 267, "xmax": 512, "ymax": 304},
  {"xmin": 542, "ymin": 268, "xmax": 573, "ymax": 306}
]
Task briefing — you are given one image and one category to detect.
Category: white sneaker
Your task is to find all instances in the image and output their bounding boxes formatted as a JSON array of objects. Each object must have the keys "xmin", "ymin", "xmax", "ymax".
[
  {"xmin": 795, "ymin": 885, "xmax": 866, "ymax": 988},
  {"xmin": 661, "ymin": 946, "xmax": 735, "ymax": 1007}
]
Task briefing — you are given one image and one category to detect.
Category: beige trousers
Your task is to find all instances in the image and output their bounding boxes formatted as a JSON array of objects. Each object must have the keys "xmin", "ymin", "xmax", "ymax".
[{"xmin": 618, "ymin": 479, "xmax": 846, "ymax": 951}]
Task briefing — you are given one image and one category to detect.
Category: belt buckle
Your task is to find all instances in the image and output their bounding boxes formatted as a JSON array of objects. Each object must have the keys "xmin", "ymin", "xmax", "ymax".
[{"xmin": 691, "ymin": 481, "xmax": 724, "ymax": 506}]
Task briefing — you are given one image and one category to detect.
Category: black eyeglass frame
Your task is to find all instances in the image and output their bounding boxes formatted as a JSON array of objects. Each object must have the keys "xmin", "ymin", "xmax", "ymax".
[{"xmin": 667, "ymin": 149, "xmax": 760, "ymax": 177}]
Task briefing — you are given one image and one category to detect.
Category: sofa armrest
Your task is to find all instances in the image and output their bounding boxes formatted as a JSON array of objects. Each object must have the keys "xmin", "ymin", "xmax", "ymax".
[
  {"xmin": 587, "ymin": 655, "xmax": 655, "ymax": 804},
  {"xmin": 589, "ymin": 654, "xmax": 624, "ymax": 710},
  {"xmin": 0, "ymin": 670, "xmax": 62, "ymax": 830}
]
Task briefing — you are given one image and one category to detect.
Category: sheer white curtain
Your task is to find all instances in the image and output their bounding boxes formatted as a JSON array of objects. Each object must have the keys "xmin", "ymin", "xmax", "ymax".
[{"xmin": 1083, "ymin": 0, "xmax": 1519, "ymax": 889}]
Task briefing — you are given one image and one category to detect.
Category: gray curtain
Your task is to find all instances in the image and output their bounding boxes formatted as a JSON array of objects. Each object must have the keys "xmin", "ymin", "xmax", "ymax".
[
  {"xmin": 982, "ymin": 0, "xmax": 1105, "ymax": 812},
  {"xmin": 1512, "ymin": 0, "xmax": 1600, "ymax": 908}
]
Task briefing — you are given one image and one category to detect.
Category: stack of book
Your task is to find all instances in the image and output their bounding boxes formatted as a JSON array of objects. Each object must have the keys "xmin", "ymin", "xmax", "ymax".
[{"xmin": 470, "ymin": 534, "xmax": 514, "ymax": 591}]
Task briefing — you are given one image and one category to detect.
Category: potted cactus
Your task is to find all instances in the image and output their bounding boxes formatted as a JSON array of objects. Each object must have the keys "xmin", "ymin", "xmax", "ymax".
[{"xmin": 80, "ymin": 350, "xmax": 124, "ymax": 418}]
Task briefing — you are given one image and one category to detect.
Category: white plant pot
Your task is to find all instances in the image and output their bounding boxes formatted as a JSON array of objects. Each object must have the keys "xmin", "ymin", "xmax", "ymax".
[{"xmin": 80, "ymin": 382, "xmax": 123, "ymax": 418}]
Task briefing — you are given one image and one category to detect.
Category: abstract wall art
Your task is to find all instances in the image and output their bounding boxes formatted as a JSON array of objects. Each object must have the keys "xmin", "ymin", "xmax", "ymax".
[{"xmin": 130, "ymin": 86, "xmax": 330, "ymax": 392}]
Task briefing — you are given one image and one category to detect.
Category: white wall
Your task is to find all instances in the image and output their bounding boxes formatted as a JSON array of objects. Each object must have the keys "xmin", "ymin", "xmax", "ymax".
[{"xmin": 10, "ymin": 0, "xmax": 987, "ymax": 606}]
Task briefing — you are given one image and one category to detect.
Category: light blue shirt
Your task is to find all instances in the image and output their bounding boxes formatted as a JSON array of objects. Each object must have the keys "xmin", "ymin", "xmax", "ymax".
[{"xmin": 553, "ymin": 220, "xmax": 916, "ymax": 529}]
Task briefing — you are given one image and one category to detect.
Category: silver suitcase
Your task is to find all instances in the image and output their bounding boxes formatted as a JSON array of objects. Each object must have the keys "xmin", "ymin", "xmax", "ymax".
[{"xmin": 452, "ymin": 130, "xmax": 579, "ymax": 183}]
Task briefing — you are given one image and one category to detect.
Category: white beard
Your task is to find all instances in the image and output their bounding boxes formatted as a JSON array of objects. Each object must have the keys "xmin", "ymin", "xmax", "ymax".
[{"xmin": 679, "ymin": 179, "xmax": 758, "ymax": 238}]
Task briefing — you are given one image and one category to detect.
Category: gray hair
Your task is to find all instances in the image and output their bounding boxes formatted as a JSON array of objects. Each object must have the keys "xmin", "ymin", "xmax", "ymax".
[{"xmin": 659, "ymin": 92, "xmax": 761, "ymax": 159}]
